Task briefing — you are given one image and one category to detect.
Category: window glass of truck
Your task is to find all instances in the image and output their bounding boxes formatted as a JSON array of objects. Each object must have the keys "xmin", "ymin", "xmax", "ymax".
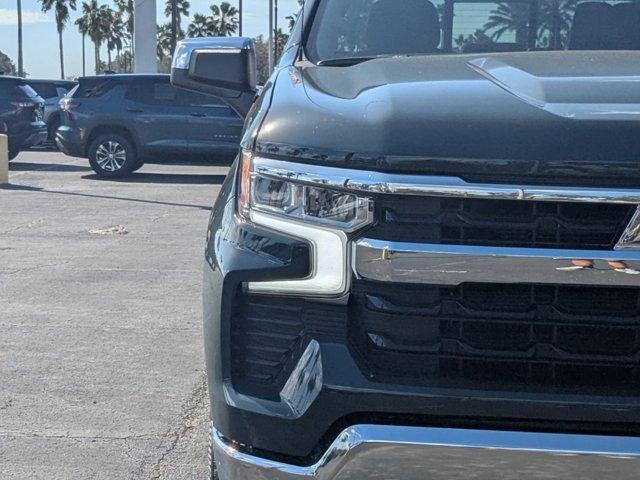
[{"xmin": 306, "ymin": 0, "xmax": 640, "ymax": 63}]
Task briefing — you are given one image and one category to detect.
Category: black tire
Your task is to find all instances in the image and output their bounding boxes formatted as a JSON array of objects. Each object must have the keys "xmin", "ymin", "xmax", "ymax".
[
  {"xmin": 131, "ymin": 158, "xmax": 145, "ymax": 173},
  {"xmin": 8, "ymin": 148, "xmax": 19, "ymax": 161},
  {"xmin": 47, "ymin": 117, "xmax": 61, "ymax": 142},
  {"xmin": 88, "ymin": 133, "xmax": 137, "ymax": 178}
]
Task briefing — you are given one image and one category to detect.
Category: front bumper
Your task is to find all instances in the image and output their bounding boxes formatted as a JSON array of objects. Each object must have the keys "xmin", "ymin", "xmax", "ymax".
[
  {"xmin": 212, "ymin": 424, "xmax": 640, "ymax": 480},
  {"xmin": 205, "ymin": 157, "xmax": 640, "ymax": 464}
]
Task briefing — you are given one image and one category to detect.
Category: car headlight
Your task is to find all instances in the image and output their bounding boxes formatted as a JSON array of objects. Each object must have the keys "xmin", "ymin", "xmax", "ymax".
[{"xmin": 237, "ymin": 150, "xmax": 374, "ymax": 297}]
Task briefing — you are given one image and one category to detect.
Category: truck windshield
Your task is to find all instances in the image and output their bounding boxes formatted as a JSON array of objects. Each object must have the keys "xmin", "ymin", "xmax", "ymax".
[{"xmin": 306, "ymin": 0, "xmax": 640, "ymax": 64}]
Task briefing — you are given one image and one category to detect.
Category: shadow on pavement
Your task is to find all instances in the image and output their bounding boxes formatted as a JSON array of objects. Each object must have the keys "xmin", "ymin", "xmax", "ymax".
[
  {"xmin": 9, "ymin": 161, "xmax": 92, "ymax": 172},
  {"xmin": 82, "ymin": 172, "xmax": 228, "ymax": 185},
  {"xmin": 1, "ymin": 183, "xmax": 211, "ymax": 210}
]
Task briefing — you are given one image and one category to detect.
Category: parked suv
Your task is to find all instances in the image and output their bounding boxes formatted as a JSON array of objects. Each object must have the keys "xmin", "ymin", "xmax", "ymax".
[
  {"xmin": 0, "ymin": 76, "xmax": 47, "ymax": 159},
  {"xmin": 56, "ymin": 74, "xmax": 243, "ymax": 177},
  {"xmin": 28, "ymin": 79, "xmax": 77, "ymax": 142},
  {"xmin": 173, "ymin": 1, "xmax": 640, "ymax": 479}
]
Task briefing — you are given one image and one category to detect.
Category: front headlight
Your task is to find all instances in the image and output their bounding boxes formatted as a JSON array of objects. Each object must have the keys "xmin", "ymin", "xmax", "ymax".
[{"xmin": 237, "ymin": 151, "xmax": 374, "ymax": 297}]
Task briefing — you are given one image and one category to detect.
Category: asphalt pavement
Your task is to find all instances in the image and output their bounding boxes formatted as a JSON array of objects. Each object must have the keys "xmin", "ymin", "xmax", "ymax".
[{"xmin": 1, "ymin": 150, "xmax": 228, "ymax": 479}]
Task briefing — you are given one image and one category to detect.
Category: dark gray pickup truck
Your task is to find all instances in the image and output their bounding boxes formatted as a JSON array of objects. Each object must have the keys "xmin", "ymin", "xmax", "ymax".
[{"xmin": 171, "ymin": 0, "xmax": 640, "ymax": 478}]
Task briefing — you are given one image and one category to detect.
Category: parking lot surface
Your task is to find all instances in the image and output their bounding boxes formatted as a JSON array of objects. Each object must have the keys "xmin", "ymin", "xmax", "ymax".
[{"xmin": 1, "ymin": 150, "xmax": 228, "ymax": 479}]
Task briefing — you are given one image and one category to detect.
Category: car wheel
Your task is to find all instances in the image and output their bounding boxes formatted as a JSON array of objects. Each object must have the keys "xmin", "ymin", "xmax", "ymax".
[
  {"xmin": 8, "ymin": 147, "xmax": 19, "ymax": 161},
  {"xmin": 131, "ymin": 158, "xmax": 145, "ymax": 173},
  {"xmin": 48, "ymin": 117, "xmax": 61, "ymax": 142},
  {"xmin": 88, "ymin": 134, "xmax": 137, "ymax": 178}
]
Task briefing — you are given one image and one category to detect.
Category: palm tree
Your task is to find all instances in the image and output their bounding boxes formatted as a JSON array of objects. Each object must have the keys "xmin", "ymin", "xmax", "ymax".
[
  {"xmin": 210, "ymin": 2, "xmax": 239, "ymax": 36},
  {"xmin": 187, "ymin": 13, "xmax": 213, "ymax": 38},
  {"xmin": 76, "ymin": 0, "xmax": 110, "ymax": 74},
  {"xmin": 157, "ymin": 23, "xmax": 174, "ymax": 61},
  {"xmin": 538, "ymin": 0, "xmax": 576, "ymax": 49},
  {"xmin": 287, "ymin": 0, "xmax": 304, "ymax": 32},
  {"xmin": 165, "ymin": 0, "xmax": 189, "ymax": 54},
  {"xmin": 114, "ymin": 0, "xmax": 134, "ymax": 38},
  {"xmin": 106, "ymin": 9, "xmax": 125, "ymax": 71},
  {"xmin": 114, "ymin": 0, "xmax": 133, "ymax": 71},
  {"xmin": 76, "ymin": 15, "xmax": 88, "ymax": 75},
  {"xmin": 40, "ymin": 0, "xmax": 77, "ymax": 79},
  {"xmin": 17, "ymin": 0, "xmax": 24, "ymax": 77},
  {"xmin": 164, "ymin": 0, "xmax": 190, "ymax": 23},
  {"xmin": 483, "ymin": 2, "xmax": 530, "ymax": 46}
]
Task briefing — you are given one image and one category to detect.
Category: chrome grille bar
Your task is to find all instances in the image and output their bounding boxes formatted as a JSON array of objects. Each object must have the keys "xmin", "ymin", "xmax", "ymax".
[
  {"xmin": 254, "ymin": 157, "xmax": 640, "ymax": 257},
  {"xmin": 254, "ymin": 157, "xmax": 640, "ymax": 204},
  {"xmin": 354, "ymin": 239, "xmax": 640, "ymax": 286}
]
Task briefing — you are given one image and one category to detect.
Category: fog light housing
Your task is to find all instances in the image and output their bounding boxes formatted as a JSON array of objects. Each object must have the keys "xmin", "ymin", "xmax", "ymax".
[{"xmin": 238, "ymin": 151, "xmax": 374, "ymax": 296}]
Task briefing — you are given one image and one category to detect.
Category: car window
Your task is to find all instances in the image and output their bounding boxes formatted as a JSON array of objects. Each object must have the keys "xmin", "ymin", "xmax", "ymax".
[
  {"xmin": 73, "ymin": 79, "xmax": 117, "ymax": 98},
  {"xmin": 126, "ymin": 78, "xmax": 180, "ymax": 105},
  {"xmin": 184, "ymin": 91, "xmax": 227, "ymax": 108},
  {"xmin": 31, "ymin": 82, "xmax": 58, "ymax": 99},
  {"xmin": 56, "ymin": 86, "xmax": 70, "ymax": 98},
  {"xmin": 306, "ymin": 0, "xmax": 640, "ymax": 62}
]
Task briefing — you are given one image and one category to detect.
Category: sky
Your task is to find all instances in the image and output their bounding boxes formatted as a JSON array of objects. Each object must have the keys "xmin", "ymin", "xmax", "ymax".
[{"xmin": 0, "ymin": 0, "xmax": 301, "ymax": 79}]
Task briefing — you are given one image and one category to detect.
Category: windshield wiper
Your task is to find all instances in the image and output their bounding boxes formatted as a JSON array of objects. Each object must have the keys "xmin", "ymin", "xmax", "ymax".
[{"xmin": 317, "ymin": 56, "xmax": 377, "ymax": 66}]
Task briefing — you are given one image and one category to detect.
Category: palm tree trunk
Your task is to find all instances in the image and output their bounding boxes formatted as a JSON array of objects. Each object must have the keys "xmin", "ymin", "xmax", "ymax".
[
  {"xmin": 59, "ymin": 30, "xmax": 65, "ymax": 79},
  {"xmin": 108, "ymin": 49, "xmax": 112, "ymax": 71},
  {"xmin": 82, "ymin": 33, "xmax": 86, "ymax": 76},
  {"xmin": 17, "ymin": 0, "xmax": 24, "ymax": 76},
  {"xmin": 95, "ymin": 43, "xmax": 101, "ymax": 74},
  {"xmin": 239, "ymin": 0, "xmax": 243, "ymax": 36}
]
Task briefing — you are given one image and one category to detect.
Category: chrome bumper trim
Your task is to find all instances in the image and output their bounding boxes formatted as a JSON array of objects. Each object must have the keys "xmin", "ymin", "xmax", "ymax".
[
  {"xmin": 212, "ymin": 424, "xmax": 640, "ymax": 480},
  {"xmin": 354, "ymin": 239, "xmax": 640, "ymax": 286},
  {"xmin": 618, "ymin": 206, "xmax": 640, "ymax": 250}
]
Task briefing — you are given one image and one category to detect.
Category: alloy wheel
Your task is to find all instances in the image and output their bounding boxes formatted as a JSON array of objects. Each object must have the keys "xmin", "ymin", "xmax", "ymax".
[{"xmin": 95, "ymin": 141, "xmax": 127, "ymax": 172}]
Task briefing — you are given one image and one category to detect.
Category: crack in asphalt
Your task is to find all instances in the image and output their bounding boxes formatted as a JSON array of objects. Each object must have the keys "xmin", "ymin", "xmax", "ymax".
[
  {"xmin": 140, "ymin": 372, "xmax": 209, "ymax": 480},
  {"xmin": 0, "ymin": 261, "xmax": 73, "ymax": 276},
  {"xmin": 0, "ymin": 218, "xmax": 45, "ymax": 236}
]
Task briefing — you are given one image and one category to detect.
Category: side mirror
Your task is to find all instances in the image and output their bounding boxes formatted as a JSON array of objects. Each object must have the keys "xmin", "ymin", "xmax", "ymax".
[{"xmin": 171, "ymin": 37, "xmax": 257, "ymax": 118}]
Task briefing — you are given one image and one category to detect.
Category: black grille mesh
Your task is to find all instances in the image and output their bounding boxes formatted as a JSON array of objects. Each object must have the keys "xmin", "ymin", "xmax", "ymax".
[
  {"xmin": 368, "ymin": 196, "xmax": 636, "ymax": 250},
  {"xmin": 230, "ymin": 293, "xmax": 347, "ymax": 399},
  {"xmin": 352, "ymin": 280, "xmax": 640, "ymax": 395}
]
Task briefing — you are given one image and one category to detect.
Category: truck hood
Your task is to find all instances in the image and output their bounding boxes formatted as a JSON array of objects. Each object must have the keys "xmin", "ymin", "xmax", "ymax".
[{"xmin": 255, "ymin": 51, "xmax": 640, "ymax": 187}]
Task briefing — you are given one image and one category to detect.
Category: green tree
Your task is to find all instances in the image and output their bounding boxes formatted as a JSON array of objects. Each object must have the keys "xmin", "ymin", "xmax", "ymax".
[
  {"xmin": 114, "ymin": 0, "xmax": 133, "ymax": 72},
  {"xmin": 538, "ymin": 0, "xmax": 576, "ymax": 49},
  {"xmin": 286, "ymin": 0, "xmax": 304, "ymax": 31},
  {"xmin": 114, "ymin": 0, "xmax": 134, "ymax": 38},
  {"xmin": 39, "ymin": 0, "xmax": 77, "ymax": 79},
  {"xmin": 164, "ymin": 0, "xmax": 190, "ymax": 30},
  {"xmin": 455, "ymin": 29, "xmax": 493, "ymax": 52},
  {"xmin": 253, "ymin": 34, "xmax": 269, "ymax": 84},
  {"xmin": 105, "ymin": 9, "xmax": 125, "ymax": 71},
  {"xmin": 273, "ymin": 27, "xmax": 289, "ymax": 59},
  {"xmin": 483, "ymin": 2, "xmax": 530, "ymax": 46},
  {"xmin": 157, "ymin": 22, "xmax": 175, "ymax": 61},
  {"xmin": 187, "ymin": 13, "xmax": 214, "ymax": 37},
  {"xmin": 76, "ymin": 0, "xmax": 111, "ymax": 74},
  {"xmin": 0, "ymin": 50, "xmax": 19, "ymax": 76},
  {"xmin": 112, "ymin": 50, "xmax": 133, "ymax": 73},
  {"xmin": 165, "ymin": 0, "xmax": 189, "ymax": 54},
  {"xmin": 210, "ymin": 1, "xmax": 239, "ymax": 36}
]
